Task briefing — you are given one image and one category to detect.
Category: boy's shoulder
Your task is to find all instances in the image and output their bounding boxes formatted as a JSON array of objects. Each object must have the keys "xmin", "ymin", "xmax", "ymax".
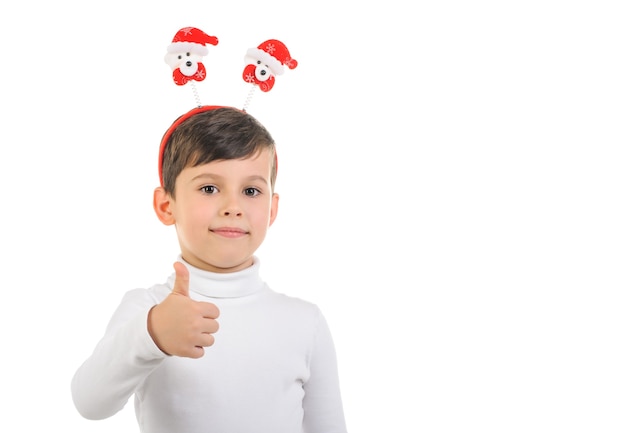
[
  {"xmin": 125, "ymin": 283, "xmax": 171, "ymax": 303},
  {"xmin": 262, "ymin": 287, "xmax": 324, "ymax": 320},
  {"xmin": 267, "ymin": 288, "xmax": 318, "ymax": 308}
]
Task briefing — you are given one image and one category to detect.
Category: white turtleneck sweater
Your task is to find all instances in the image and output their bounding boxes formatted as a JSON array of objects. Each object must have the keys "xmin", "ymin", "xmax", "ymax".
[{"xmin": 71, "ymin": 257, "xmax": 347, "ymax": 433}]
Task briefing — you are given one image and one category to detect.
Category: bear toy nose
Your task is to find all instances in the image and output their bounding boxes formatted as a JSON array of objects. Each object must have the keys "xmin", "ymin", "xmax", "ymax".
[
  {"xmin": 186, "ymin": 61, "xmax": 192, "ymax": 67},
  {"xmin": 260, "ymin": 69, "xmax": 266, "ymax": 76}
]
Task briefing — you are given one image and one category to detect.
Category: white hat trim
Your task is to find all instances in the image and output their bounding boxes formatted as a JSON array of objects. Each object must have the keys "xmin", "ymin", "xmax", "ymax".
[
  {"xmin": 245, "ymin": 48, "xmax": 284, "ymax": 75},
  {"xmin": 167, "ymin": 42, "xmax": 209, "ymax": 56}
]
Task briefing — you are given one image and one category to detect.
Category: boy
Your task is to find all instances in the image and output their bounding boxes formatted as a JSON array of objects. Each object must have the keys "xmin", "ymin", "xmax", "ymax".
[{"xmin": 71, "ymin": 106, "xmax": 347, "ymax": 433}]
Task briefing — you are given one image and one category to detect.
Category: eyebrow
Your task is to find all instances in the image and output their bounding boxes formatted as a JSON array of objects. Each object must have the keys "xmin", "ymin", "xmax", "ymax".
[{"xmin": 190, "ymin": 173, "xmax": 269, "ymax": 186}]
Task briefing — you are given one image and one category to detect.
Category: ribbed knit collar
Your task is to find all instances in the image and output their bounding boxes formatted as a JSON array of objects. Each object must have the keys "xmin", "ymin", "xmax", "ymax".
[{"xmin": 167, "ymin": 256, "xmax": 265, "ymax": 299}]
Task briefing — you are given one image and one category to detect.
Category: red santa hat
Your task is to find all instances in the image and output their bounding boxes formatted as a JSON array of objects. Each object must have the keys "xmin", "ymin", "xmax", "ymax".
[
  {"xmin": 245, "ymin": 39, "xmax": 298, "ymax": 76},
  {"xmin": 167, "ymin": 27, "xmax": 219, "ymax": 56}
]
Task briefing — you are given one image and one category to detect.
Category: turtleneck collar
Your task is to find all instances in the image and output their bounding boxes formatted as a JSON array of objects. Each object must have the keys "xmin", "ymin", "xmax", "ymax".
[{"xmin": 167, "ymin": 256, "xmax": 266, "ymax": 299}]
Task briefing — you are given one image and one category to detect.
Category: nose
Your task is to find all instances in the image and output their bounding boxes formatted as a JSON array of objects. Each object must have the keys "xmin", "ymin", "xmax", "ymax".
[
  {"xmin": 186, "ymin": 61, "xmax": 192, "ymax": 67},
  {"xmin": 255, "ymin": 66, "xmax": 271, "ymax": 82},
  {"xmin": 223, "ymin": 209, "xmax": 242, "ymax": 217},
  {"xmin": 220, "ymin": 194, "xmax": 243, "ymax": 217}
]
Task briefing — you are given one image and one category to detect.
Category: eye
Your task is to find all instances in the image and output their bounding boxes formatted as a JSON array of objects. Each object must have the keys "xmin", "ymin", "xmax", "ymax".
[
  {"xmin": 244, "ymin": 187, "xmax": 261, "ymax": 197},
  {"xmin": 177, "ymin": 54, "xmax": 182, "ymax": 60},
  {"xmin": 256, "ymin": 60, "xmax": 261, "ymax": 65},
  {"xmin": 186, "ymin": 52, "xmax": 191, "ymax": 57},
  {"xmin": 200, "ymin": 185, "xmax": 218, "ymax": 194}
]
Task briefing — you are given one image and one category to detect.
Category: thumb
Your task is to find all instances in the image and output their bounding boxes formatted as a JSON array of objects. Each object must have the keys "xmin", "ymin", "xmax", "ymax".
[{"xmin": 171, "ymin": 261, "xmax": 190, "ymax": 297}]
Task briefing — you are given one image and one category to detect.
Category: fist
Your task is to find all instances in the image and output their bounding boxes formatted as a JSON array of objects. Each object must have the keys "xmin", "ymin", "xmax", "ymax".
[{"xmin": 148, "ymin": 262, "xmax": 220, "ymax": 358}]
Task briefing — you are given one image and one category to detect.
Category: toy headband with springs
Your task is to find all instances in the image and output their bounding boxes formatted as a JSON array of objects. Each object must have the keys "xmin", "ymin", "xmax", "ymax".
[{"xmin": 158, "ymin": 27, "xmax": 298, "ymax": 186}]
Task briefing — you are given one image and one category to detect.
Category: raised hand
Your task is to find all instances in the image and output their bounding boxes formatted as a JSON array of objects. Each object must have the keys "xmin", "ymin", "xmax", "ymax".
[{"xmin": 148, "ymin": 262, "xmax": 220, "ymax": 358}]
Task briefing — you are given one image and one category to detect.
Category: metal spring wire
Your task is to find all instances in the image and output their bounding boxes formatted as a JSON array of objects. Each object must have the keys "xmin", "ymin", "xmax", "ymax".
[
  {"xmin": 190, "ymin": 82, "xmax": 201, "ymax": 107},
  {"xmin": 242, "ymin": 84, "xmax": 257, "ymax": 112}
]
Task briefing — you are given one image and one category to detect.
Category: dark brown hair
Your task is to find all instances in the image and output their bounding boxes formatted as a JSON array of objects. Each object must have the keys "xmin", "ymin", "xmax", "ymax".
[{"xmin": 161, "ymin": 107, "xmax": 276, "ymax": 197}]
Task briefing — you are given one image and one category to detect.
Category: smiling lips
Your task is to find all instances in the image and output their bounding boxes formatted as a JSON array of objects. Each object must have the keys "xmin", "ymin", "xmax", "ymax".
[{"xmin": 211, "ymin": 227, "xmax": 248, "ymax": 238}]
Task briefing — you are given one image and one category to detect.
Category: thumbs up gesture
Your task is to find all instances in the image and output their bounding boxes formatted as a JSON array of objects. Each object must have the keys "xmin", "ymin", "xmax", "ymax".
[{"xmin": 148, "ymin": 262, "xmax": 220, "ymax": 358}]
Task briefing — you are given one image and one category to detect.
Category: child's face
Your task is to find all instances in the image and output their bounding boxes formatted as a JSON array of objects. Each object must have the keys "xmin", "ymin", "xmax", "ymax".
[{"xmin": 166, "ymin": 149, "xmax": 278, "ymax": 273}]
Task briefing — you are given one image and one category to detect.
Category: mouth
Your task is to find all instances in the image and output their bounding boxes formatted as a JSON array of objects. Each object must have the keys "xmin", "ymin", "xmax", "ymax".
[{"xmin": 210, "ymin": 227, "xmax": 248, "ymax": 238}]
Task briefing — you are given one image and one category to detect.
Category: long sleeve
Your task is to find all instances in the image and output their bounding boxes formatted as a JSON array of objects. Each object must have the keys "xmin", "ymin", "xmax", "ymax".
[
  {"xmin": 71, "ymin": 289, "xmax": 167, "ymax": 420},
  {"xmin": 303, "ymin": 311, "xmax": 347, "ymax": 433}
]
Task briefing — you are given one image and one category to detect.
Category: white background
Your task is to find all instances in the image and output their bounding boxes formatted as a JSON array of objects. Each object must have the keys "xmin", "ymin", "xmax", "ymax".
[{"xmin": 1, "ymin": 1, "xmax": 625, "ymax": 432}]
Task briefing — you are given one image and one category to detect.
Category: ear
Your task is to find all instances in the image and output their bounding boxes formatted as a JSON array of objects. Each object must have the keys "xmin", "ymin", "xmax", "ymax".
[
  {"xmin": 153, "ymin": 187, "xmax": 176, "ymax": 226},
  {"xmin": 269, "ymin": 193, "xmax": 279, "ymax": 227}
]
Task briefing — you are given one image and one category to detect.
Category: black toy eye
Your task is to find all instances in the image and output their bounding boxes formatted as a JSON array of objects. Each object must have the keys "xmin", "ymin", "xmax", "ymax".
[
  {"xmin": 177, "ymin": 55, "xmax": 182, "ymax": 59},
  {"xmin": 256, "ymin": 60, "xmax": 261, "ymax": 65},
  {"xmin": 186, "ymin": 52, "xmax": 191, "ymax": 57}
]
